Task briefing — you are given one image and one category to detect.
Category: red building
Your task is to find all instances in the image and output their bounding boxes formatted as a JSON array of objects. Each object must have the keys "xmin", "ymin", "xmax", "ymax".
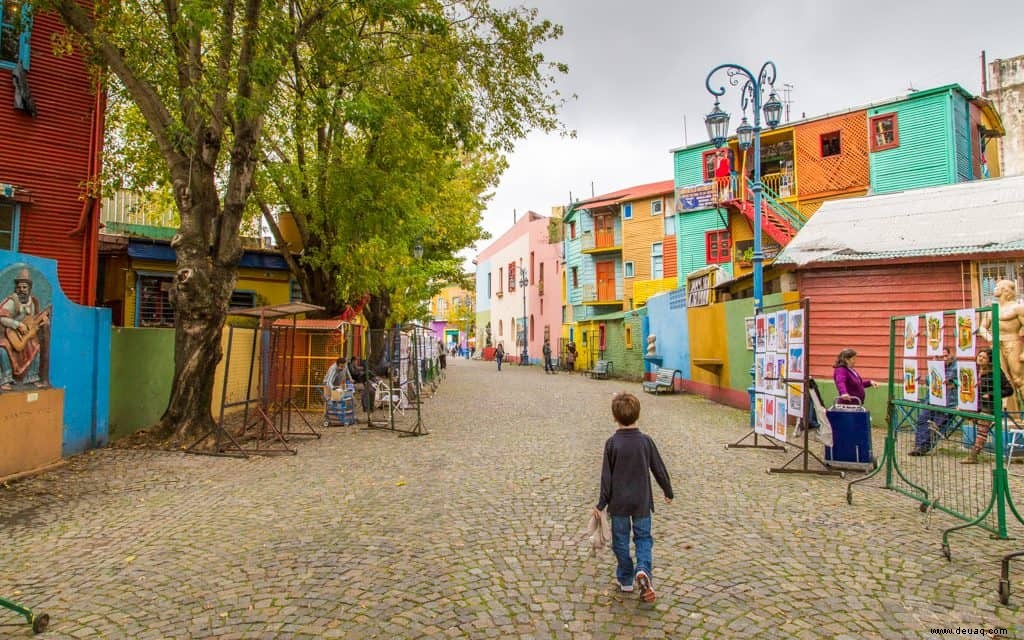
[{"xmin": 0, "ymin": 4, "xmax": 104, "ymax": 305}]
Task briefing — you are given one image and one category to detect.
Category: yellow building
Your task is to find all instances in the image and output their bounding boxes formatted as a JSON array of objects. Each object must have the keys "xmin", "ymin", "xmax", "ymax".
[
  {"xmin": 619, "ymin": 180, "xmax": 677, "ymax": 308},
  {"xmin": 429, "ymin": 283, "xmax": 474, "ymax": 349}
]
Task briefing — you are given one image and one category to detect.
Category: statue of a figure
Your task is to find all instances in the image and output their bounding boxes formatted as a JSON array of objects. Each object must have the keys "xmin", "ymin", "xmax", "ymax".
[
  {"xmin": 646, "ymin": 334, "xmax": 657, "ymax": 356},
  {"xmin": 977, "ymin": 279, "xmax": 1024, "ymax": 401}
]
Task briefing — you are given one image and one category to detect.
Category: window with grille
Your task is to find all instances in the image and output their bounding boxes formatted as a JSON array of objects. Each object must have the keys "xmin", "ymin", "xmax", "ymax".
[
  {"xmin": 624, "ymin": 261, "xmax": 635, "ymax": 278},
  {"xmin": 664, "ymin": 213, "xmax": 676, "ymax": 236},
  {"xmin": 230, "ymin": 290, "xmax": 257, "ymax": 309},
  {"xmin": 0, "ymin": 202, "xmax": 18, "ymax": 250},
  {"xmin": 651, "ymin": 242, "xmax": 663, "ymax": 279},
  {"xmin": 978, "ymin": 261, "xmax": 1024, "ymax": 303},
  {"xmin": 137, "ymin": 274, "xmax": 175, "ymax": 327},
  {"xmin": 869, "ymin": 113, "xmax": 899, "ymax": 152},
  {"xmin": 650, "ymin": 199, "xmax": 662, "ymax": 215},
  {"xmin": 820, "ymin": 131, "xmax": 841, "ymax": 157},
  {"xmin": 289, "ymin": 279, "xmax": 303, "ymax": 302}
]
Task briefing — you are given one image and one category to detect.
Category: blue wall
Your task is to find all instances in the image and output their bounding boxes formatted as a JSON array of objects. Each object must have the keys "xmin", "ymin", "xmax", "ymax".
[
  {"xmin": 643, "ymin": 287, "xmax": 690, "ymax": 379},
  {"xmin": 0, "ymin": 250, "xmax": 110, "ymax": 455}
]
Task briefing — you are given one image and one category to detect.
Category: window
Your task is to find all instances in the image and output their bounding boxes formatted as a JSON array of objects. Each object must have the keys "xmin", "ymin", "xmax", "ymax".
[
  {"xmin": 0, "ymin": 202, "xmax": 19, "ymax": 250},
  {"xmin": 820, "ymin": 131, "xmax": 841, "ymax": 157},
  {"xmin": 508, "ymin": 262, "xmax": 517, "ymax": 291},
  {"xmin": 487, "ymin": 272, "xmax": 492, "ymax": 298},
  {"xmin": 869, "ymin": 113, "xmax": 899, "ymax": 152},
  {"xmin": 978, "ymin": 260, "xmax": 1024, "ymax": 303},
  {"xmin": 230, "ymin": 290, "xmax": 257, "ymax": 309},
  {"xmin": 498, "ymin": 267, "xmax": 503, "ymax": 294},
  {"xmin": 530, "ymin": 251, "xmax": 535, "ymax": 284},
  {"xmin": 498, "ymin": 319, "xmax": 503, "ymax": 337},
  {"xmin": 622, "ymin": 203, "xmax": 632, "ymax": 220},
  {"xmin": 650, "ymin": 199, "xmax": 662, "ymax": 215},
  {"xmin": 571, "ymin": 266, "xmax": 579, "ymax": 288},
  {"xmin": 706, "ymin": 229, "xmax": 731, "ymax": 264},
  {"xmin": 625, "ymin": 325, "xmax": 633, "ymax": 349},
  {"xmin": 651, "ymin": 242, "xmax": 663, "ymax": 280},
  {"xmin": 0, "ymin": 1, "xmax": 30, "ymax": 68},
  {"xmin": 136, "ymin": 273, "xmax": 175, "ymax": 327},
  {"xmin": 664, "ymin": 213, "xmax": 675, "ymax": 237},
  {"xmin": 599, "ymin": 324, "xmax": 606, "ymax": 351},
  {"xmin": 702, "ymin": 149, "xmax": 719, "ymax": 182},
  {"xmin": 570, "ymin": 221, "xmax": 577, "ymax": 240},
  {"xmin": 540, "ymin": 298, "xmax": 543, "ymax": 315},
  {"xmin": 530, "ymin": 314, "xmax": 534, "ymax": 341},
  {"xmin": 624, "ymin": 261, "xmax": 635, "ymax": 278},
  {"xmin": 539, "ymin": 262, "xmax": 544, "ymax": 285}
]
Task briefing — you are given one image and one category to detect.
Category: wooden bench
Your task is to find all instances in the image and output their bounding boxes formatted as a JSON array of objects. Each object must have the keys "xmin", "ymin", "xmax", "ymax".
[
  {"xmin": 642, "ymin": 367, "xmax": 682, "ymax": 394},
  {"xmin": 586, "ymin": 360, "xmax": 612, "ymax": 380}
]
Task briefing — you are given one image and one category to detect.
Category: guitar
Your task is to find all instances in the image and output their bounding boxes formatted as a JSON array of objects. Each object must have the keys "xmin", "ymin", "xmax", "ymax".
[{"xmin": 5, "ymin": 306, "xmax": 51, "ymax": 352}]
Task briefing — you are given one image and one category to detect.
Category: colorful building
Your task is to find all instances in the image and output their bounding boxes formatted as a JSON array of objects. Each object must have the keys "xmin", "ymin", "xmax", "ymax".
[
  {"xmin": 428, "ymin": 283, "xmax": 474, "ymax": 354},
  {"xmin": 474, "ymin": 211, "xmax": 561, "ymax": 364},
  {"xmin": 1, "ymin": 2, "xmax": 105, "ymax": 305}
]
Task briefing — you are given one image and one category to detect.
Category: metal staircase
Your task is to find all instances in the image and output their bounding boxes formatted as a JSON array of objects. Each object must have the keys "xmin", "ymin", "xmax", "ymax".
[{"xmin": 719, "ymin": 177, "xmax": 807, "ymax": 245}]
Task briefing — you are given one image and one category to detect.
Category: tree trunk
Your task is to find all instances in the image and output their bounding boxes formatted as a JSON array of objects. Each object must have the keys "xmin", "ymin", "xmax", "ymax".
[{"xmin": 365, "ymin": 291, "xmax": 391, "ymax": 374}]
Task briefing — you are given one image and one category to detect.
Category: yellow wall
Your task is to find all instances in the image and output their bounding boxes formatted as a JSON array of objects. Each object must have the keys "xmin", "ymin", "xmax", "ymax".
[
  {"xmin": 121, "ymin": 259, "xmax": 292, "ymax": 327},
  {"xmin": 633, "ymin": 278, "xmax": 677, "ymax": 307},
  {"xmin": 687, "ymin": 302, "xmax": 728, "ymax": 387},
  {"xmin": 621, "ymin": 192, "xmax": 672, "ymax": 306},
  {"xmin": 431, "ymin": 285, "xmax": 472, "ymax": 322}
]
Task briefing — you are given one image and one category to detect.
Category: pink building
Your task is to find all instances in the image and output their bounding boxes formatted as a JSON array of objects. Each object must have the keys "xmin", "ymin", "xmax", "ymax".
[{"xmin": 474, "ymin": 211, "xmax": 561, "ymax": 364}]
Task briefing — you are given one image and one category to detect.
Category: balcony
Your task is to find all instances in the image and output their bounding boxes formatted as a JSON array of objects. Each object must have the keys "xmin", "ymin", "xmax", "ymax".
[
  {"xmin": 537, "ymin": 280, "xmax": 544, "ymax": 296},
  {"xmin": 581, "ymin": 284, "xmax": 623, "ymax": 308},
  {"xmin": 580, "ymin": 231, "xmax": 621, "ymax": 255}
]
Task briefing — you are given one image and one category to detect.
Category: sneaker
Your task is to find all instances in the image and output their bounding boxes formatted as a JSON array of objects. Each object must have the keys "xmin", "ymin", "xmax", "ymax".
[
  {"xmin": 908, "ymin": 449, "xmax": 925, "ymax": 456},
  {"xmin": 635, "ymin": 570, "xmax": 655, "ymax": 603},
  {"xmin": 619, "ymin": 582, "xmax": 634, "ymax": 592}
]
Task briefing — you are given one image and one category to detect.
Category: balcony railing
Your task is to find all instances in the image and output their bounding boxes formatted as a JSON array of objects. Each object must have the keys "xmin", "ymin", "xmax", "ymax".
[{"xmin": 582, "ymin": 284, "xmax": 596, "ymax": 302}]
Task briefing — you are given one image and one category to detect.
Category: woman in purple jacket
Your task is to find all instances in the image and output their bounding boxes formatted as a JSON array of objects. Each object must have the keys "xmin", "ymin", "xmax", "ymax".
[{"xmin": 833, "ymin": 348, "xmax": 873, "ymax": 404}]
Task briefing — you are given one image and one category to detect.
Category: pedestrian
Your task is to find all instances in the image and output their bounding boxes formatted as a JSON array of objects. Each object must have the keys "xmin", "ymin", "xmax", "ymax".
[
  {"xmin": 543, "ymin": 339, "xmax": 555, "ymax": 374},
  {"xmin": 566, "ymin": 342, "xmax": 577, "ymax": 374},
  {"xmin": 593, "ymin": 392, "xmax": 673, "ymax": 602},
  {"xmin": 909, "ymin": 347, "xmax": 957, "ymax": 456},
  {"xmin": 438, "ymin": 340, "xmax": 447, "ymax": 371},
  {"xmin": 833, "ymin": 348, "xmax": 874, "ymax": 405},
  {"xmin": 962, "ymin": 348, "xmax": 1015, "ymax": 464},
  {"xmin": 495, "ymin": 343, "xmax": 505, "ymax": 371}
]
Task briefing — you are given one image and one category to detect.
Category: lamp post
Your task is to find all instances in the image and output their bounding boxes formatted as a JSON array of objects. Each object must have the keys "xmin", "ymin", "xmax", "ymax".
[
  {"xmin": 704, "ymin": 62, "xmax": 783, "ymax": 313},
  {"xmin": 518, "ymin": 267, "xmax": 529, "ymax": 365}
]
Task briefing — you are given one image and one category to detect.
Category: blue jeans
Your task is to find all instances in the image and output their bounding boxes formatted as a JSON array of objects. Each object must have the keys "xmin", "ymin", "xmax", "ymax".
[
  {"xmin": 913, "ymin": 408, "xmax": 956, "ymax": 451},
  {"xmin": 610, "ymin": 515, "xmax": 653, "ymax": 587},
  {"xmin": 496, "ymin": 356, "xmax": 503, "ymax": 371}
]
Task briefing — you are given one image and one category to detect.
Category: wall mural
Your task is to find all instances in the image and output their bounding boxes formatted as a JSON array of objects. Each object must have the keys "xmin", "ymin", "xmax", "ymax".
[{"xmin": 0, "ymin": 263, "xmax": 52, "ymax": 391}]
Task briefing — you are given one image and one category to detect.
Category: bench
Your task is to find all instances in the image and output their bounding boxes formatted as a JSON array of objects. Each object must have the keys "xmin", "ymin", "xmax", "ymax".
[
  {"xmin": 586, "ymin": 360, "xmax": 612, "ymax": 380},
  {"xmin": 642, "ymin": 367, "xmax": 682, "ymax": 394}
]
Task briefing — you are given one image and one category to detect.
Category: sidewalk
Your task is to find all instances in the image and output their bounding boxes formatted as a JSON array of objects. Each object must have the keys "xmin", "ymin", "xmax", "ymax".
[{"xmin": 1, "ymin": 358, "xmax": 1021, "ymax": 638}]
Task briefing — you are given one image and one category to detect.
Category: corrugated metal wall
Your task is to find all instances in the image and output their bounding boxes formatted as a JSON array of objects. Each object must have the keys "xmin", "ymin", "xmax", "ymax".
[
  {"xmin": 677, "ymin": 207, "xmax": 727, "ymax": 277},
  {"xmin": 674, "ymin": 143, "xmax": 713, "ymax": 188},
  {"xmin": 953, "ymin": 93, "xmax": 972, "ymax": 182},
  {"xmin": 1, "ymin": 12, "xmax": 98, "ymax": 305},
  {"xmin": 621, "ymin": 203, "xmax": 666, "ymax": 304},
  {"xmin": 797, "ymin": 261, "xmax": 969, "ymax": 384},
  {"xmin": 869, "ymin": 91, "xmax": 954, "ymax": 194}
]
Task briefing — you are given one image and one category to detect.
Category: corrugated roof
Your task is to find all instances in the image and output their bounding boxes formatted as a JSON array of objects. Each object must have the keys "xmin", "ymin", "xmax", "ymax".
[
  {"xmin": 575, "ymin": 180, "xmax": 675, "ymax": 209},
  {"xmin": 271, "ymin": 318, "xmax": 349, "ymax": 330},
  {"xmin": 776, "ymin": 175, "xmax": 1024, "ymax": 267}
]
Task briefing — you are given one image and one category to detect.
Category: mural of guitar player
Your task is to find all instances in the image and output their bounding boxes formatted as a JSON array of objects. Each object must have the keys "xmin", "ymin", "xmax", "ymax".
[{"xmin": 0, "ymin": 265, "xmax": 52, "ymax": 391}]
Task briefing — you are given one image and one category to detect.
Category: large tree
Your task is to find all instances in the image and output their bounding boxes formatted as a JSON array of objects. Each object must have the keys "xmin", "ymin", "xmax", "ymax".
[{"xmin": 257, "ymin": 3, "xmax": 568, "ymax": 359}]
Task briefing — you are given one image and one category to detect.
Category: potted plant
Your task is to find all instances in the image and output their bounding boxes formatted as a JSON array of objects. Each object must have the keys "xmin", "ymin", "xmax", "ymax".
[{"xmin": 738, "ymin": 247, "xmax": 754, "ymax": 268}]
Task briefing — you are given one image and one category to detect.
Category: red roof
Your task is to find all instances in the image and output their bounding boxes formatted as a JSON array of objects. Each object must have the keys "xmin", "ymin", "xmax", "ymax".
[
  {"xmin": 576, "ymin": 179, "xmax": 675, "ymax": 209},
  {"xmin": 271, "ymin": 318, "xmax": 349, "ymax": 330}
]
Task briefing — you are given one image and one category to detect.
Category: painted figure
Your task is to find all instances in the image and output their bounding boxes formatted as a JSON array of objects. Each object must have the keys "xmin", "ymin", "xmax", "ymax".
[
  {"xmin": 0, "ymin": 268, "xmax": 51, "ymax": 390},
  {"xmin": 977, "ymin": 279, "xmax": 1024, "ymax": 397}
]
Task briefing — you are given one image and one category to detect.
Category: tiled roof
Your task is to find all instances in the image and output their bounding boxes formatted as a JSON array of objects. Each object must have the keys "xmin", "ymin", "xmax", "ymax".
[{"xmin": 776, "ymin": 176, "xmax": 1024, "ymax": 266}]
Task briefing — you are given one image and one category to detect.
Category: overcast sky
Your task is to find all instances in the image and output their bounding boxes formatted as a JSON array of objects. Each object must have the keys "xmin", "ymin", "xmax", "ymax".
[{"xmin": 463, "ymin": 0, "xmax": 1024, "ymax": 266}]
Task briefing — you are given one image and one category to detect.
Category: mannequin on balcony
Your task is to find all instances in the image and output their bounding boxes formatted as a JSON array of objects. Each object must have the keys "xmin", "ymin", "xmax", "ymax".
[{"xmin": 714, "ymin": 150, "xmax": 733, "ymax": 201}]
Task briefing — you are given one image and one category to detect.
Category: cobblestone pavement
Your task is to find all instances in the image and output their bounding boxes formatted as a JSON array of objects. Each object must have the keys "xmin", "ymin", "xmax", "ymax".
[{"xmin": 2, "ymin": 359, "xmax": 1023, "ymax": 639}]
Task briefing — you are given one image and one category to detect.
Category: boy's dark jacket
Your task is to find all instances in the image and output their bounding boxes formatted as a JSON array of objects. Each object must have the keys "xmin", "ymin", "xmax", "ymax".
[{"xmin": 596, "ymin": 428, "xmax": 673, "ymax": 517}]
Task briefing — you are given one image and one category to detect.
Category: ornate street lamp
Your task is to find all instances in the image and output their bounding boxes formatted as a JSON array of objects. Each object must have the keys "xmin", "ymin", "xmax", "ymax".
[
  {"xmin": 705, "ymin": 61, "xmax": 782, "ymax": 313},
  {"xmin": 519, "ymin": 267, "xmax": 529, "ymax": 365}
]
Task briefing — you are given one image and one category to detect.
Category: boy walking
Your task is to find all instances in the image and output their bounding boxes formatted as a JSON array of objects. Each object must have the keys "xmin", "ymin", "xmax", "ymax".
[{"xmin": 594, "ymin": 392, "xmax": 673, "ymax": 602}]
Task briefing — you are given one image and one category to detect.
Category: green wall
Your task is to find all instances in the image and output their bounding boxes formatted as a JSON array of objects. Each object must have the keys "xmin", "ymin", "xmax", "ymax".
[
  {"xmin": 868, "ymin": 87, "xmax": 955, "ymax": 194},
  {"xmin": 678, "ymin": 207, "xmax": 730, "ymax": 278},
  {"xmin": 602, "ymin": 320, "xmax": 626, "ymax": 377},
  {"xmin": 723, "ymin": 292, "xmax": 793, "ymax": 392},
  {"xmin": 674, "ymin": 142, "xmax": 713, "ymax": 188},
  {"xmin": 109, "ymin": 327, "xmax": 175, "ymax": 440},
  {"xmin": 621, "ymin": 311, "xmax": 645, "ymax": 380}
]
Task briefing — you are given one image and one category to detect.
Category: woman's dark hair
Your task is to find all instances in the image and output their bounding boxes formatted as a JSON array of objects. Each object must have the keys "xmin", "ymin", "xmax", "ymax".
[{"xmin": 834, "ymin": 348, "xmax": 857, "ymax": 368}]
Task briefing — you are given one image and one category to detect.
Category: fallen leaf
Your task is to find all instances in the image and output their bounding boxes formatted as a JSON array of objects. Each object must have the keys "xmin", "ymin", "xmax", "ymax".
[{"xmin": 124, "ymin": 555, "xmax": 136, "ymax": 563}]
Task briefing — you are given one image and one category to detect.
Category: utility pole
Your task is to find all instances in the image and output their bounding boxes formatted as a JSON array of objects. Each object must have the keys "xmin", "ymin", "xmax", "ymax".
[{"xmin": 782, "ymin": 83, "xmax": 794, "ymax": 123}]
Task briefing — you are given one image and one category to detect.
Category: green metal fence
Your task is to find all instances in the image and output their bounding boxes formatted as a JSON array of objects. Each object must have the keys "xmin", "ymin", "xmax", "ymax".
[{"xmin": 848, "ymin": 303, "xmax": 1024, "ymax": 560}]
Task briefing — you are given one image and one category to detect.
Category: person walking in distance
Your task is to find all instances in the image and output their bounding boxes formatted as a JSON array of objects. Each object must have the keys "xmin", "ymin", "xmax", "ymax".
[
  {"xmin": 543, "ymin": 339, "xmax": 556, "ymax": 374},
  {"xmin": 594, "ymin": 393, "xmax": 673, "ymax": 602},
  {"xmin": 495, "ymin": 343, "xmax": 505, "ymax": 371}
]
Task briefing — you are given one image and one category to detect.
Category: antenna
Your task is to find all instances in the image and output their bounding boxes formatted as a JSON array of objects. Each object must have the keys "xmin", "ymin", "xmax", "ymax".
[
  {"xmin": 683, "ymin": 114, "xmax": 688, "ymax": 146},
  {"xmin": 513, "ymin": 208, "xmax": 517, "ymax": 224},
  {"xmin": 591, "ymin": 182, "xmax": 595, "ymax": 197},
  {"xmin": 782, "ymin": 83, "xmax": 794, "ymax": 123}
]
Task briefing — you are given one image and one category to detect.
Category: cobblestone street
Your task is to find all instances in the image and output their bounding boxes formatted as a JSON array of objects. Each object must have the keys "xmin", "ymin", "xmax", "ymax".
[{"xmin": 2, "ymin": 359, "xmax": 1023, "ymax": 638}]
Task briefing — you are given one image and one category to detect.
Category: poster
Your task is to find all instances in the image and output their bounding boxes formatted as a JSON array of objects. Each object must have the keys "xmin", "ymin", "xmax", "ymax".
[
  {"xmin": 755, "ymin": 315, "xmax": 766, "ymax": 351},
  {"xmin": 775, "ymin": 310, "xmax": 788, "ymax": 351},
  {"xmin": 755, "ymin": 355, "xmax": 765, "ymax": 392},
  {"xmin": 787, "ymin": 383, "xmax": 804, "ymax": 417},
  {"xmin": 902, "ymin": 359, "xmax": 918, "ymax": 401},
  {"xmin": 764, "ymin": 396, "xmax": 776, "ymax": 437},
  {"xmin": 927, "ymin": 359, "xmax": 946, "ymax": 406},
  {"xmin": 903, "ymin": 315, "xmax": 919, "ymax": 357},
  {"xmin": 766, "ymin": 313, "xmax": 778, "ymax": 352},
  {"xmin": 775, "ymin": 398, "xmax": 788, "ymax": 443},
  {"xmin": 754, "ymin": 396, "xmax": 765, "ymax": 435},
  {"xmin": 788, "ymin": 309, "xmax": 804, "ymax": 345},
  {"xmin": 925, "ymin": 311, "xmax": 944, "ymax": 357},
  {"xmin": 764, "ymin": 354, "xmax": 776, "ymax": 391},
  {"xmin": 775, "ymin": 353, "xmax": 788, "ymax": 393},
  {"xmin": 744, "ymin": 316, "xmax": 755, "ymax": 351},
  {"xmin": 956, "ymin": 361, "xmax": 978, "ymax": 412},
  {"xmin": 954, "ymin": 308, "xmax": 976, "ymax": 359},
  {"xmin": 788, "ymin": 346, "xmax": 804, "ymax": 379}
]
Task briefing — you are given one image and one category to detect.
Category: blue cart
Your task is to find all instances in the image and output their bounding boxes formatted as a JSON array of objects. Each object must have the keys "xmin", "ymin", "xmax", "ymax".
[
  {"xmin": 322, "ymin": 385, "xmax": 357, "ymax": 426},
  {"xmin": 825, "ymin": 402, "xmax": 875, "ymax": 471}
]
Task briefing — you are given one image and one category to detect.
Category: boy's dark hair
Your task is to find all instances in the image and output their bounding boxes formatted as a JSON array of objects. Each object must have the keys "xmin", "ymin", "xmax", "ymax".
[{"xmin": 612, "ymin": 392, "xmax": 641, "ymax": 426}]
